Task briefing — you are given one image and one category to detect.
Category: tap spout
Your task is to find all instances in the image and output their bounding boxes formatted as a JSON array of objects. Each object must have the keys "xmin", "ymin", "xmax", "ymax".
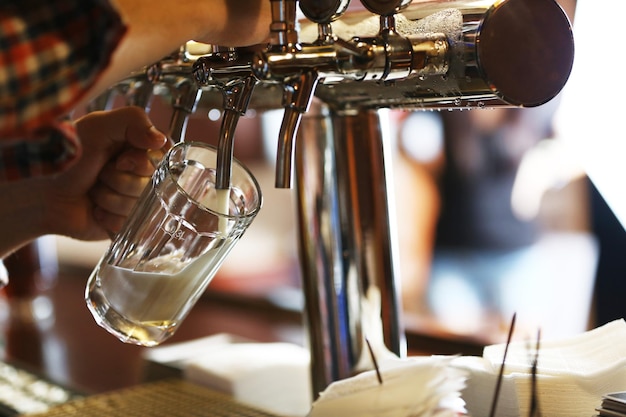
[
  {"xmin": 192, "ymin": 50, "xmax": 259, "ymax": 189},
  {"xmin": 124, "ymin": 77, "xmax": 154, "ymax": 110},
  {"xmin": 167, "ymin": 78, "xmax": 201, "ymax": 143},
  {"xmin": 275, "ymin": 70, "xmax": 319, "ymax": 188},
  {"xmin": 216, "ymin": 75, "xmax": 257, "ymax": 190}
]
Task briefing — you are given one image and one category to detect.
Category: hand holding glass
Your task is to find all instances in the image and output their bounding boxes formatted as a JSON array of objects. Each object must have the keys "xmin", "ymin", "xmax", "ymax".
[{"xmin": 86, "ymin": 142, "xmax": 262, "ymax": 346}]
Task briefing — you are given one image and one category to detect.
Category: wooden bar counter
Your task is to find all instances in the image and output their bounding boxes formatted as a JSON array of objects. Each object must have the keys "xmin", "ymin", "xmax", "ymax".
[{"xmin": 0, "ymin": 263, "xmax": 487, "ymax": 397}]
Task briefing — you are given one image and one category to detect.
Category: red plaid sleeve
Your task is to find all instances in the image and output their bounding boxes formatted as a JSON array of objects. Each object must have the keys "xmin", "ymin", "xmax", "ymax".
[{"xmin": 0, "ymin": 0, "xmax": 126, "ymax": 180}]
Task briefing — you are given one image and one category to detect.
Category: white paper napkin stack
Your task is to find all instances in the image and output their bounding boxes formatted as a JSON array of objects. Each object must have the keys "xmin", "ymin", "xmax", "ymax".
[
  {"xmin": 454, "ymin": 319, "xmax": 626, "ymax": 417},
  {"xmin": 183, "ymin": 342, "xmax": 312, "ymax": 417},
  {"xmin": 307, "ymin": 356, "xmax": 467, "ymax": 417}
]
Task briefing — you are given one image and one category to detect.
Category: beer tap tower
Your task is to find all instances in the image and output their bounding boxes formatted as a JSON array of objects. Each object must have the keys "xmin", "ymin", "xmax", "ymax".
[{"xmin": 100, "ymin": 0, "xmax": 575, "ymax": 397}]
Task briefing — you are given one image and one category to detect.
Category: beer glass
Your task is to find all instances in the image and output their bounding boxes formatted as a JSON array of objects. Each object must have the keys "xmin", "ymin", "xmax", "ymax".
[{"xmin": 86, "ymin": 142, "xmax": 262, "ymax": 346}]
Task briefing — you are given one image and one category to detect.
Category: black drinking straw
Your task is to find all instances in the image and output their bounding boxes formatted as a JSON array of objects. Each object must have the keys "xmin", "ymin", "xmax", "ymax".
[
  {"xmin": 488, "ymin": 312, "xmax": 517, "ymax": 417},
  {"xmin": 365, "ymin": 337, "xmax": 383, "ymax": 385}
]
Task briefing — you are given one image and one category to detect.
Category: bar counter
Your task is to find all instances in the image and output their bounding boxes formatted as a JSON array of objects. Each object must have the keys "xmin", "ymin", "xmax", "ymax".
[{"xmin": 0, "ymin": 264, "xmax": 487, "ymax": 397}]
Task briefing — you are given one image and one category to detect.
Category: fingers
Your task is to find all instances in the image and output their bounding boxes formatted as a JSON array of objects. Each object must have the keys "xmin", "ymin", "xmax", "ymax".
[
  {"xmin": 125, "ymin": 120, "xmax": 169, "ymax": 151},
  {"xmin": 115, "ymin": 147, "xmax": 159, "ymax": 177},
  {"xmin": 91, "ymin": 155, "xmax": 153, "ymax": 236},
  {"xmin": 117, "ymin": 106, "xmax": 168, "ymax": 150},
  {"xmin": 90, "ymin": 175, "xmax": 148, "ymax": 236},
  {"xmin": 99, "ymin": 160, "xmax": 152, "ymax": 198},
  {"xmin": 52, "ymin": 107, "xmax": 170, "ymax": 241}
]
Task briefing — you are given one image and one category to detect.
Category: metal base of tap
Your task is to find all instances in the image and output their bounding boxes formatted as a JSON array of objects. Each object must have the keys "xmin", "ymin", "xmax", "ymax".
[{"xmin": 295, "ymin": 102, "xmax": 405, "ymax": 397}]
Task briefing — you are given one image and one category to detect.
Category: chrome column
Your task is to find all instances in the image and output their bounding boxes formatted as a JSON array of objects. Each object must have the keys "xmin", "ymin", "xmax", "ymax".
[{"xmin": 295, "ymin": 105, "xmax": 404, "ymax": 395}]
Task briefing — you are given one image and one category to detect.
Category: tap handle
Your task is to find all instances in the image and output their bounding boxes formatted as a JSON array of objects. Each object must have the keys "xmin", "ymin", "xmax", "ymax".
[
  {"xmin": 299, "ymin": 0, "xmax": 350, "ymax": 23},
  {"xmin": 269, "ymin": 0, "xmax": 299, "ymax": 49},
  {"xmin": 359, "ymin": 0, "xmax": 411, "ymax": 16},
  {"xmin": 478, "ymin": 0, "xmax": 574, "ymax": 107}
]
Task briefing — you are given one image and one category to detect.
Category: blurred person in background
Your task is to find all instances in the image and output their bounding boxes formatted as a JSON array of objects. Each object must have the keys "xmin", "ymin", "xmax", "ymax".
[
  {"xmin": 394, "ymin": 0, "xmax": 601, "ymax": 339},
  {"xmin": 397, "ymin": 104, "xmax": 597, "ymax": 338}
]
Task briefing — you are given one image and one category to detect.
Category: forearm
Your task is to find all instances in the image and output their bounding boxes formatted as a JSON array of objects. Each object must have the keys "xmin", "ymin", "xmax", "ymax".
[{"xmin": 87, "ymin": 0, "xmax": 271, "ymax": 103}]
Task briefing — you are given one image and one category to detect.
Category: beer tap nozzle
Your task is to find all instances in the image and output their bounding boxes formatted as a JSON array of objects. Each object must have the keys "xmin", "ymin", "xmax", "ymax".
[
  {"xmin": 192, "ymin": 48, "xmax": 259, "ymax": 189},
  {"xmin": 215, "ymin": 75, "xmax": 257, "ymax": 190},
  {"xmin": 168, "ymin": 78, "xmax": 201, "ymax": 143},
  {"xmin": 275, "ymin": 70, "xmax": 319, "ymax": 188}
]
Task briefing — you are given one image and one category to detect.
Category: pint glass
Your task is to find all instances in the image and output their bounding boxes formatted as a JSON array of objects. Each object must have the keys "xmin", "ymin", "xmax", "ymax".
[{"xmin": 86, "ymin": 142, "xmax": 262, "ymax": 346}]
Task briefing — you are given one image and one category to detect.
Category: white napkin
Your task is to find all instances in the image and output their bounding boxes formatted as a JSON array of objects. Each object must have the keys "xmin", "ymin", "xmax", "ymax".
[
  {"xmin": 450, "ymin": 356, "xmax": 520, "ymax": 417},
  {"xmin": 307, "ymin": 356, "xmax": 467, "ymax": 417},
  {"xmin": 183, "ymin": 342, "xmax": 312, "ymax": 417},
  {"xmin": 454, "ymin": 319, "xmax": 626, "ymax": 416}
]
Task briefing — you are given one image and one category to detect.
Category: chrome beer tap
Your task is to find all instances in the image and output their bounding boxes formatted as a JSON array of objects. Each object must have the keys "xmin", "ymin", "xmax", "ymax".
[
  {"xmin": 193, "ymin": 46, "xmax": 258, "ymax": 189},
  {"xmin": 291, "ymin": 0, "xmax": 421, "ymax": 396},
  {"xmin": 145, "ymin": 43, "xmax": 210, "ymax": 143},
  {"xmin": 251, "ymin": 0, "xmax": 319, "ymax": 188},
  {"xmin": 92, "ymin": 0, "xmax": 575, "ymax": 400},
  {"xmin": 250, "ymin": 0, "xmax": 421, "ymax": 396},
  {"xmin": 247, "ymin": 0, "xmax": 574, "ymax": 397},
  {"xmin": 124, "ymin": 77, "xmax": 154, "ymax": 110},
  {"xmin": 164, "ymin": 77, "xmax": 200, "ymax": 143},
  {"xmin": 88, "ymin": 43, "xmax": 204, "ymax": 143}
]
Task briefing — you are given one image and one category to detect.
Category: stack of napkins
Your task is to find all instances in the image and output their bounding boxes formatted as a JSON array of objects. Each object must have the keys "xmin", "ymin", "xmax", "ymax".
[
  {"xmin": 142, "ymin": 334, "xmax": 312, "ymax": 417},
  {"xmin": 143, "ymin": 334, "xmax": 466, "ymax": 417},
  {"xmin": 597, "ymin": 392, "xmax": 626, "ymax": 416},
  {"xmin": 307, "ymin": 356, "xmax": 467, "ymax": 417},
  {"xmin": 453, "ymin": 319, "xmax": 626, "ymax": 417},
  {"xmin": 183, "ymin": 342, "xmax": 312, "ymax": 417}
]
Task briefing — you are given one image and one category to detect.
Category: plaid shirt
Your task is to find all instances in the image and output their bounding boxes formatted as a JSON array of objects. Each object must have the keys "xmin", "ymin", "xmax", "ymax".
[{"xmin": 0, "ymin": 0, "xmax": 126, "ymax": 181}]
